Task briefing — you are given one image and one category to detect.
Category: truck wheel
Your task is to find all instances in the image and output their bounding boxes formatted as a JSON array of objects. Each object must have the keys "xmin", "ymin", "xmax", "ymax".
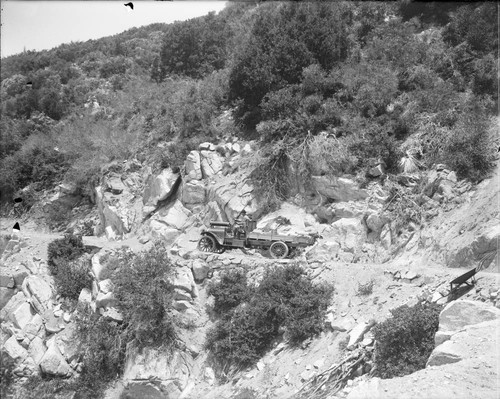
[
  {"xmin": 215, "ymin": 245, "xmax": 226, "ymax": 254},
  {"xmin": 270, "ymin": 241, "xmax": 289, "ymax": 259},
  {"xmin": 198, "ymin": 235, "xmax": 216, "ymax": 252}
]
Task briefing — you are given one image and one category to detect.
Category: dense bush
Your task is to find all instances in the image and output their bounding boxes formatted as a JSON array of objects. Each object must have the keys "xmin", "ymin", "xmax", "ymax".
[
  {"xmin": 0, "ymin": 352, "xmax": 15, "ymax": 398},
  {"xmin": 207, "ymin": 269, "xmax": 249, "ymax": 315},
  {"xmin": 47, "ymin": 234, "xmax": 92, "ymax": 300},
  {"xmin": 47, "ymin": 233, "xmax": 85, "ymax": 274},
  {"xmin": 54, "ymin": 258, "xmax": 93, "ymax": 300},
  {"xmin": 205, "ymin": 264, "xmax": 333, "ymax": 373},
  {"xmin": 439, "ymin": 108, "xmax": 496, "ymax": 182},
  {"xmin": 114, "ymin": 242, "xmax": 177, "ymax": 349},
  {"xmin": 76, "ymin": 309, "xmax": 128, "ymax": 388},
  {"xmin": 372, "ymin": 302, "xmax": 442, "ymax": 378},
  {"xmin": 257, "ymin": 265, "xmax": 333, "ymax": 345},
  {"xmin": 0, "ymin": 133, "xmax": 70, "ymax": 201}
]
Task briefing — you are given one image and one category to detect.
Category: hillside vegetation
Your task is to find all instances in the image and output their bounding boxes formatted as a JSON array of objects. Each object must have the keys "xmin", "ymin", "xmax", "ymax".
[{"xmin": 1, "ymin": 1, "xmax": 497, "ymax": 214}]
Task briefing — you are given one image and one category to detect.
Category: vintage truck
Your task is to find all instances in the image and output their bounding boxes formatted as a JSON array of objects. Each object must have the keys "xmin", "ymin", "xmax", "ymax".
[{"xmin": 197, "ymin": 218, "xmax": 318, "ymax": 259}]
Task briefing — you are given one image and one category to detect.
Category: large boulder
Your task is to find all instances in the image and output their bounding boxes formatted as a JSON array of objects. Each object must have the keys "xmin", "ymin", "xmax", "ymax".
[
  {"xmin": 365, "ymin": 213, "xmax": 388, "ymax": 235},
  {"xmin": 427, "ymin": 318, "xmax": 499, "ymax": 367},
  {"xmin": 143, "ymin": 169, "xmax": 181, "ymax": 208},
  {"xmin": 91, "ymin": 251, "xmax": 109, "ymax": 282},
  {"xmin": 433, "ymin": 300, "xmax": 500, "ymax": 346},
  {"xmin": 0, "ymin": 287, "xmax": 15, "ymax": 309},
  {"xmin": 96, "ymin": 292, "xmax": 118, "ymax": 310},
  {"xmin": 150, "ymin": 222, "xmax": 181, "ymax": 244},
  {"xmin": 203, "ymin": 201, "xmax": 227, "ymax": 225},
  {"xmin": 191, "ymin": 259, "xmax": 210, "ymax": 282},
  {"xmin": 329, "ymin": 218, "xmax": 367, "ymax": 253},
  {"xmin": 39, "ymin": 341, "xmax": 73, "ymax": 377},
  {"xmin": 207, "ymin": 177, "xmax": 259, "ymax": 223},
  {"xmin": 22, "ymin": 275, "xmax": 53, "ymax": 313},
  {"xmin": 184, "ymin": 151, "xmax": 203, "ymax": 182},
  {"xmin": 105, "ymin": 175, "xmax": 127, "ymax": 195},
  {"xmin": 95, "ymin": 185, "xmax": 140, "ymax": 236},
  {"xmin": 3, "ymin": 336, "xmax": 29, "ymax": 362},
  {"xmin": 23, "ymin": 313, "xmax": 44, "ymax": 338},
  {"xmin": 54, "ymin": 323, "xmax": 82, "ymax": 363},
  {"xmin": 181, "ymin": 180, "xmax": 206, "ymax": 210},
  {"xmin": 347, "ymin": 320, "xmax": 376, "ymax": 350},
  {"xmin": 10, "ymin": 301, "xmax": 34, "ymax": 329},
  {"xmin": 311, "ymin": 175, "xmax": 368, "ymax": 202},
  {"xmin": 471, "ymin": 224, "xmax": 500, "ymax": 265},
  {"xmin": 151, "ymin": 200, "xmax": 191, "ymax": 231},
  {"xmin": 1, "ymin": 292, "xmax": 26, "ymax": 322},
  {"xmin": 28, "ymin": 336, "xmax": 47, "ymax": 364},
  {"xmin": 171, "ymin": 268, "xmax": 196, "ymax": 297},
  {"xmin": 200, "ymin": 150, "xmax": 223, "ymax": 178}
]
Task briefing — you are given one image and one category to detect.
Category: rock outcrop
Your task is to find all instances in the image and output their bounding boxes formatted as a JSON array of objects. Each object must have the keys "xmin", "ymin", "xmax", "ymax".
[
  {"xmin": 124, "ymin": 346, "xmax": 194, "ymax": 399},
  {"xmin": 143, "ymin": 168, "xmax": 181, "ymax": 209},
  {"xmin": 430, "ymin": 299, "xmax": 500, "ymax": 349},
  {"xmin": 311, "ymin": 175, "xmax": 369, "ymax": 202},
  {"xmin": 185, "ymin": 150, "xmax": 203, "ymax": 182}
]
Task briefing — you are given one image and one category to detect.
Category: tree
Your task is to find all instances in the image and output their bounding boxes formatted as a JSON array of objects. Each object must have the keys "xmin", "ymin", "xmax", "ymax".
[
  {"xmin": 150, "ymin": 56, "xmax": 166, "ymax": 83},
  {"xmin": 228, "ymin": 2, "xmax": 353, "ymax": 129}
]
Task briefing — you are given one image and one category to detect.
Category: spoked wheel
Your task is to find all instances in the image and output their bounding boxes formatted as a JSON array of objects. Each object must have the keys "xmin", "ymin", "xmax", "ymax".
[
  {"xmin": 198, "ymin": 235, "xmax": 216, "ymax": 252},
  {"xmin": 269, "ymin": 241, "xmax": 289, "ymax": 259},
  {"xmin": 214, "ymin": 245, "xmax": 226, "ymax": 254}
]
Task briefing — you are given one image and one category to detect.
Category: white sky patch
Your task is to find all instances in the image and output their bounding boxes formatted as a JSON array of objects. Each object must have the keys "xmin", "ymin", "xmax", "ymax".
[{"xmin": 1, "ymin": 1, "xmax": 227, "ymax": 58}]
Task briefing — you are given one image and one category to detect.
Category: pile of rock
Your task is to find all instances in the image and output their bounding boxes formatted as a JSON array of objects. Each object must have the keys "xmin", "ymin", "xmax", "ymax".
[
  {"xmin": 77, "ymin": 249, "xmax": 123, "ymax": 322},
  {"xmin": 426, "ymin": 300, "xmax": 500, "ymax": 366},
  {"xmin": 383, "ymin": 269, "xmax": 420, "ymax": 284},
  {"xmin": 423, "ymin": 164, "xmax": 466, "ymax": 203},
  {"xmin": 0, "ymin": 231, "xmax": 28, "ymax": 263},
  {"xmin": 1, "ymin": 273, "xmax": 81, "ymax": 379},
  {"xmin": 472, "ymin": 286, "xmax": 500, "ymax": 308}
]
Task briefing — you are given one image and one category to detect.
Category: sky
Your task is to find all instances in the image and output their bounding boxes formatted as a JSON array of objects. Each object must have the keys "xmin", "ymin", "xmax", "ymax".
[{"xmin": 0, "ymin": 1, "xmax": 228, "ymax": 58}]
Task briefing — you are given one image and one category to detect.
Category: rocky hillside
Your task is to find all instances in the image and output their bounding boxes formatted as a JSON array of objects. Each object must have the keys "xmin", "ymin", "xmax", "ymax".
[{"xmin": 1, "ymin": 137, "xmax": 498, "ymax": 398}]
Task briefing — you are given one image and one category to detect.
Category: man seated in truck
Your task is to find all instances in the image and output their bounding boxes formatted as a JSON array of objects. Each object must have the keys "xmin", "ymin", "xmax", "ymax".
[{"xmin": 233, "ymin": 210, "xmax": 251, "ymax": 239}]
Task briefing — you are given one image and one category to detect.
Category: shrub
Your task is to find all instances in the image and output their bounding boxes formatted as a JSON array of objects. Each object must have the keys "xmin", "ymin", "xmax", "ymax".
[
  {"xmin": 372, "ymin": 302, "xmax": 442, "ymax": 379},
  {"xmin": 205, "ymin": 300, "xmax": 280, "ymax": 371},
  {"xmin": 258, "ymin": 265, "xmax": 333, "ymax": 345},
  {"xmin": 440, "ymin": 111, "xmax": 496, "ymax": 182},
  {"xmin": 207, "ymin": 269, "xmax": 249, "ymax": 315},
  {"xmin": 76, "ymin": 309, "xmax": 128, "ymax": 384},
  {"xmin": 0, "ymin": 133, "xmax": 70, "ymax": 200},
  {"xmin": 357, "ymin": 279, "xmax": 374, "ymax": 296},
  {"xmin": 307, "ymin": 134, "xmax": 359, "ymax": 175},
  {"xmin": 47, "ymin": 233, "xmax": 85, "ymax": 275},
  {"xmin": 0, "ymin": 352, "xmax": 15, "ymax": 398},
  {"xmin": 54, "ymin": 257, "xmax": 93, "ymax": 300},
  {"xmin": 114, "ymin": 242, "xmax": 177, "ymax": 349},
  {"xmin": 205, "ymin": 264, "xmax": 333, "ymax": 373}
]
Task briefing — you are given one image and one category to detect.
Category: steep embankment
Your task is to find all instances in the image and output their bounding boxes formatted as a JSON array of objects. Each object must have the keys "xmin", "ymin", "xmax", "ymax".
[
  {"xmin": 396, "ymin": 159, "xmax": 499, "ymax": 272},
  {"xmin": 1, "ymin": 144, "xmax": 498, "ymax": 399}
]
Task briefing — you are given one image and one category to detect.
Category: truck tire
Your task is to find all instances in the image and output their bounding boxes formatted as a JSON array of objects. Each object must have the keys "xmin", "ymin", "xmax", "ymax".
[
  {"xmin": 198, "ymin": 235, "xmax": 216, "ymax": 252},
  {"xmin": 269, "ymin": 241, "xmax": 289, "ymax": 259}
]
